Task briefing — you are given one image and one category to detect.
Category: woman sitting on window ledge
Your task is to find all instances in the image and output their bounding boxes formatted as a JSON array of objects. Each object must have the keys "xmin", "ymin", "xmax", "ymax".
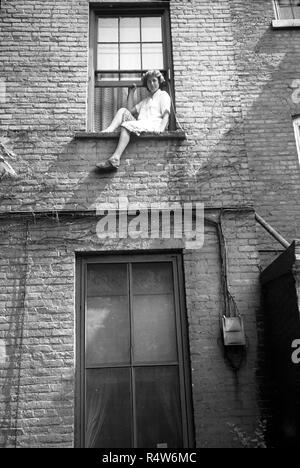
[{"xmin": 96, "ymin": 70, "xmax": 171, "ymax": 173}]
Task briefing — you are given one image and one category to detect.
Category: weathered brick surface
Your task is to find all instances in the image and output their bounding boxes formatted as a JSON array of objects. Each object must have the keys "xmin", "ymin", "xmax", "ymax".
[
  {"xmin": 0, "ymin": 212, "xmax": 260, "ymax": 448},
  {"xmin": 228, "ymin": 0, "xmax": 300, "ymax": 250},
  {"xmin": 0, "ymin": 0, "xmax": 253, "ymax": 210},
  {"xmin": 0, "ymin": 0, "xmax": 265, "ymax": 448},
  {"xmin": 185, "ymin": 212, "xmax": 261, "ymax": 448}
]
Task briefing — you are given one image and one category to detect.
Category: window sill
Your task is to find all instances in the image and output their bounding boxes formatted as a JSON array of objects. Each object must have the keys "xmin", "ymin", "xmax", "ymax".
[
  {"xmin": 75, "ymin": 130, "xmax": 187, "ymax": 141},
  {"xmin": 272, "ymin": 19, "xmax": 300, "ymax": 29}
]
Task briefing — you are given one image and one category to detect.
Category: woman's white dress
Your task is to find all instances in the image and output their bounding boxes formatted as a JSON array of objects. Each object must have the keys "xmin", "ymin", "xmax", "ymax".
[{"xmin": 121, "ymin": 89, "xmax": 171, "ymax": 135}]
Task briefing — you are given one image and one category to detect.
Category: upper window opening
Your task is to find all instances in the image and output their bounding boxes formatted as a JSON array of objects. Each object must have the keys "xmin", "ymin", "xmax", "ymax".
[
  {"xmin": 293, "ymin": 116, "xmax": 300, "ymax": 165},
  {"xmin": 274, "ymin": 0, "xmax": 300, "ymax": 19},
  {"xmin": 97, "ymin": 16, "xmax": 164, "ymax": 79},
  {"xmin": 89, "ymin": 6, "xmax": 175, "ymax": 132}
]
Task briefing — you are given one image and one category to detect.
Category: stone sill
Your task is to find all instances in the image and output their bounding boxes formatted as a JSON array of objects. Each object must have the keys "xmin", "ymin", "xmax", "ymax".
[
  {"xmin": 272, "ymin": 19, "xmax": 300, "ymax": 29},
  {"xmin": 75, "ymin": 130, "xmax": 187, "ymax": 141}
]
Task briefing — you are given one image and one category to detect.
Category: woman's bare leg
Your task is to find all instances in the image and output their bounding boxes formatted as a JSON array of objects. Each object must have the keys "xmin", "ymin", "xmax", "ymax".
[
  {"xmin": 109, "ymin": 128, "xmax": 131, "ymax": 166},
  {"xmin": 96, "ymin": 128, "xmax": 130, "ymax": 171},
  {"xmin": 102, "ymin": 108, "xmax": 127, "ymax": 133}
]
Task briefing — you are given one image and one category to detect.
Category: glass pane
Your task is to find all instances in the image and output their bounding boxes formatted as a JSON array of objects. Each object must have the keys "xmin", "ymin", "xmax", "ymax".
[
  {"xmin": 87, "ymin": 264, "xmax": 127, "ymax": 297},
  {"xmin": 141, "ymin": 17, "xmax": 162, "ymax": 42},
  {"xmin": 96, "ymin": 73, "xmax": 119, "ymax": 82},
  {"xmin": 135, "ymin": 367, "xmax": 183, "ymax": 448},
  {"xmin": 142, "ymin": 43, "xmax": 164, "ymax": 70},
  {"xmin": 120, "ymin": 17, "xmax": 140, "ymax": 42},
  {"xmin": 132, "ymin": 263, "xmax": 173, "ymax": 295},
  {"xmin": 120, "ymin": 44, "xmax": 141, "ymax": 70},
  {"xmin": 98, "ymin": 18, "xmax": 118, "ymax": 43},
  {"xmin": 293, "ymin": 6, "xmax": 300, "ymax": 18},
  {"xmin": 94, "ymin": 87, "xmax": 128, "ymax": 131},
  {"xmin": 279, "ymin": 6, "xmax": 294, "ymax": 18},
  {"xmin": 132, "ymin": 263, "xmax": 177, "ymax": 363},
  {"xmin": 86, "ymin": 264, "xmax": 129, "ymax": 366},
  {"xmin": 86, "ymin": 296, "xmax": 130, "ymax": 366},
  {"xmin": 120, "ymin": 73, "xmax": 141, "ymax": 82},
  {"xmin": 132, "ymin": 294, "xmax": 178, "ymax": 363},
  {"xmin": 86, "ymin": 368, "xmax": 132, "ymax": 448},
  {"xmin": 97, "ymin": 44, "xmax": 119, "ymax": 71}
]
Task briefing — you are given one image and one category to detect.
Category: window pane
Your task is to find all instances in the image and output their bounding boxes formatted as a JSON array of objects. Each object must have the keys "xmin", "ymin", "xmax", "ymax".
[
  {"xmin": 86, "ymin": 368, "xmax": 132, "ymax": 448},
  {"xmin": 96, "ymin": 73, "xmax": 119, "ymax": 82},
  {"xmin": 132, "ymin": 263, "xmax": 177, "ymax": 364},
  {"xmin": 98, "ymin": 18, "xmax": 118, "ymax": 43},
  {"xmin": 94, "ymin": 87, "xmax": 128, "ymax": 131},
  {"xmin": 86, "ymin": 296, "xmax": 130, "ymax": 366},
  {"xmin": 120, "ymin": 17, "xmax": 140, "ymax": 42},
  {"xmin": 87, "ymin": 264, "xmax": 127, "ymax": 297},
  {"xmin": 120, "ymin": 44, "xmax": 141, "ymax": 70},
  {"xmin": 86, "ymin": 264, "xmax": 130, "ymax": 366},
  {"xmin": 132, "ymin": 294, "xmax": 178, "ymax": 363},
  {"xmin": 142, "ymin": 43, "xmax": 164, "ymax": 70},
  {"xmin": 280, "ymin": 7, "xmax": 293, "ymax": 18},
  {"xmin": 132, "ymin": 263, "xmax": 173, "ymax": 295},
  {"xmin": 135, "ymin": 367, "xmax": 183, "ymax": 448},
  {"xmin": 97, "ymin": 44, "xmax": 119, "ymax": 71},
  {"xmin": 293, "ymin": 4, "xmax": 300, "ymax": 18},
  {"xmin": 141, "ymin": 17, "xmax": 162, "ymax": 42},
  {"xmin": 120, "ymin": 72, "xmax": 141, "ymax": 81},
  {"xmin": 277, "ymin": 0, "xmax": 294, "ymax": 19}
]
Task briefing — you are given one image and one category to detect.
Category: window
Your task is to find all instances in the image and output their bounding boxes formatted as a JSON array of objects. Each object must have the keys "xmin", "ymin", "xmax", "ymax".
[
  {"xmin": 88, "ymin": 4, "xmax": 175, "ymax": 132},
  {"xmin": 76, "ymin": 254, "xmax": 194, "ymax": 448},
  {"xmin": 274, "ymin": 0, "xmax": 300, "ymax": 19},
  {"xmin": 293, "ymin": 116, "xmax": 300, "ymax": 164}
]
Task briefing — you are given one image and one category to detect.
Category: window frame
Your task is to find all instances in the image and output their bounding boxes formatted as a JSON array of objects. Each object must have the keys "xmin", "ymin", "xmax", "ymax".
[
  {"xmin": 88, "ymin": 3, "xmax": 175, "ymax": 131},
  {"xmin": 75, "ymin": 252, "xmax": 194, "ymax": 449},
  {"xmin": 273, "ymin": 0, "xmax": 300, "ymax": 20},
  {"xmin": 293, "ymin": 116, "xmax": 300, "ymax": 165},
  {"xmin": 95, "ymin": 16, "xmax": 166, "ymax": 85}
]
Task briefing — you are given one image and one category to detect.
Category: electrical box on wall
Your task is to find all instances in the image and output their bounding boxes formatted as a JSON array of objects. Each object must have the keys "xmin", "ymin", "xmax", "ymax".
[{"xmin": 222, "ymin": 315, "xmax": 246, "ymax": 346}]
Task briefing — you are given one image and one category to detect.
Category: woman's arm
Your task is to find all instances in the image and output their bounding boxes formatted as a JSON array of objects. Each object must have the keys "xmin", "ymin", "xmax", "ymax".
[
  {"xmin": 127, "ymin": 84, "xmax": 138, "ymax": 116},
  {"xmin": 158, "ymin": 111, "xmax": 170, "ymax": 132}
]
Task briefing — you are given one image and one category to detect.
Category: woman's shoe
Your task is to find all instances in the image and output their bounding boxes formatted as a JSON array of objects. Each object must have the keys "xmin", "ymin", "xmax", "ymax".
[{"xmin": 96, "ymin": 159, "xmax": 118, "ymax": 173}]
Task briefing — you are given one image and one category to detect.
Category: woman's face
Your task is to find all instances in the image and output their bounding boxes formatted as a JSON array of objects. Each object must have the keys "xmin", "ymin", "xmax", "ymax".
[{"xmin": 147, "ymin": 76, "xmax": 160, "ymax": 94}]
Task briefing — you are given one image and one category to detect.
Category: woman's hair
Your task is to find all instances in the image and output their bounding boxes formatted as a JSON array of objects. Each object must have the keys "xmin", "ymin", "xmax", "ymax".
[{"xmin": 142, "ymin": 70, "xmax": 166, "ymax": 90}]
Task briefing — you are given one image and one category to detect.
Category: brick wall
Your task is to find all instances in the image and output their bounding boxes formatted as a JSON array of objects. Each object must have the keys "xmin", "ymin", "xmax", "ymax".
[
  {"xmin": 0, "ymin": 0, "xmax": 253, "ymax": 211},
  {"xmin": 0, "ymin": 0, "xmax": 264, "ymax": 448},
  {"xmin": 1, "ymin": 1, "xmax": 298, "ymax": 242},
  {"xmin": 0, "ymin": 212, "xmax": 260, "ymax": 448},
  {"xmin": 228, "ymin": 0, "xmax": 300, "ymax": 251}
]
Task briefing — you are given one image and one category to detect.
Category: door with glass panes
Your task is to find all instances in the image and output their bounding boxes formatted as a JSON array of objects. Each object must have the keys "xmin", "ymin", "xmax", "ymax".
[{"xmin": 78, "ymin": 255, "xmax": 193, "ymax": 448}]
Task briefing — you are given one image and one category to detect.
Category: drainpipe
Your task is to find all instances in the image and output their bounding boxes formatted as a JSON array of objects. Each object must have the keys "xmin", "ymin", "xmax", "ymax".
[{"xmin": 255, "ymin": 212, "xmax": 290, "ymax": 249}]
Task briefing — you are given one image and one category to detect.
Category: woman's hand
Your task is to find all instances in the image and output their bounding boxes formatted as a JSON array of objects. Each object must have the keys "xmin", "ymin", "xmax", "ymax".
[{"xmin": 128, "ymin": 83, "xmax": 137, "ymax": 92}]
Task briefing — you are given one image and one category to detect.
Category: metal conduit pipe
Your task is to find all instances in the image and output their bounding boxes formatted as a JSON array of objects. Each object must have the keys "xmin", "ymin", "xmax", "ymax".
[{"xmin": 255, "ymin": 212, "xmax": 290, "ymax": 249}]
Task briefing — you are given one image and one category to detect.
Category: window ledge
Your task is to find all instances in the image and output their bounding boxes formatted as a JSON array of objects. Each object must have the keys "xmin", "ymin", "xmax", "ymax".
[
  {"xmin": 75, "ymin": 130, "xmax": 187, "ymax": 141},
  {"xmin": 272, "ymin": 19, "xmax": 300, "ymax": 29}
]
